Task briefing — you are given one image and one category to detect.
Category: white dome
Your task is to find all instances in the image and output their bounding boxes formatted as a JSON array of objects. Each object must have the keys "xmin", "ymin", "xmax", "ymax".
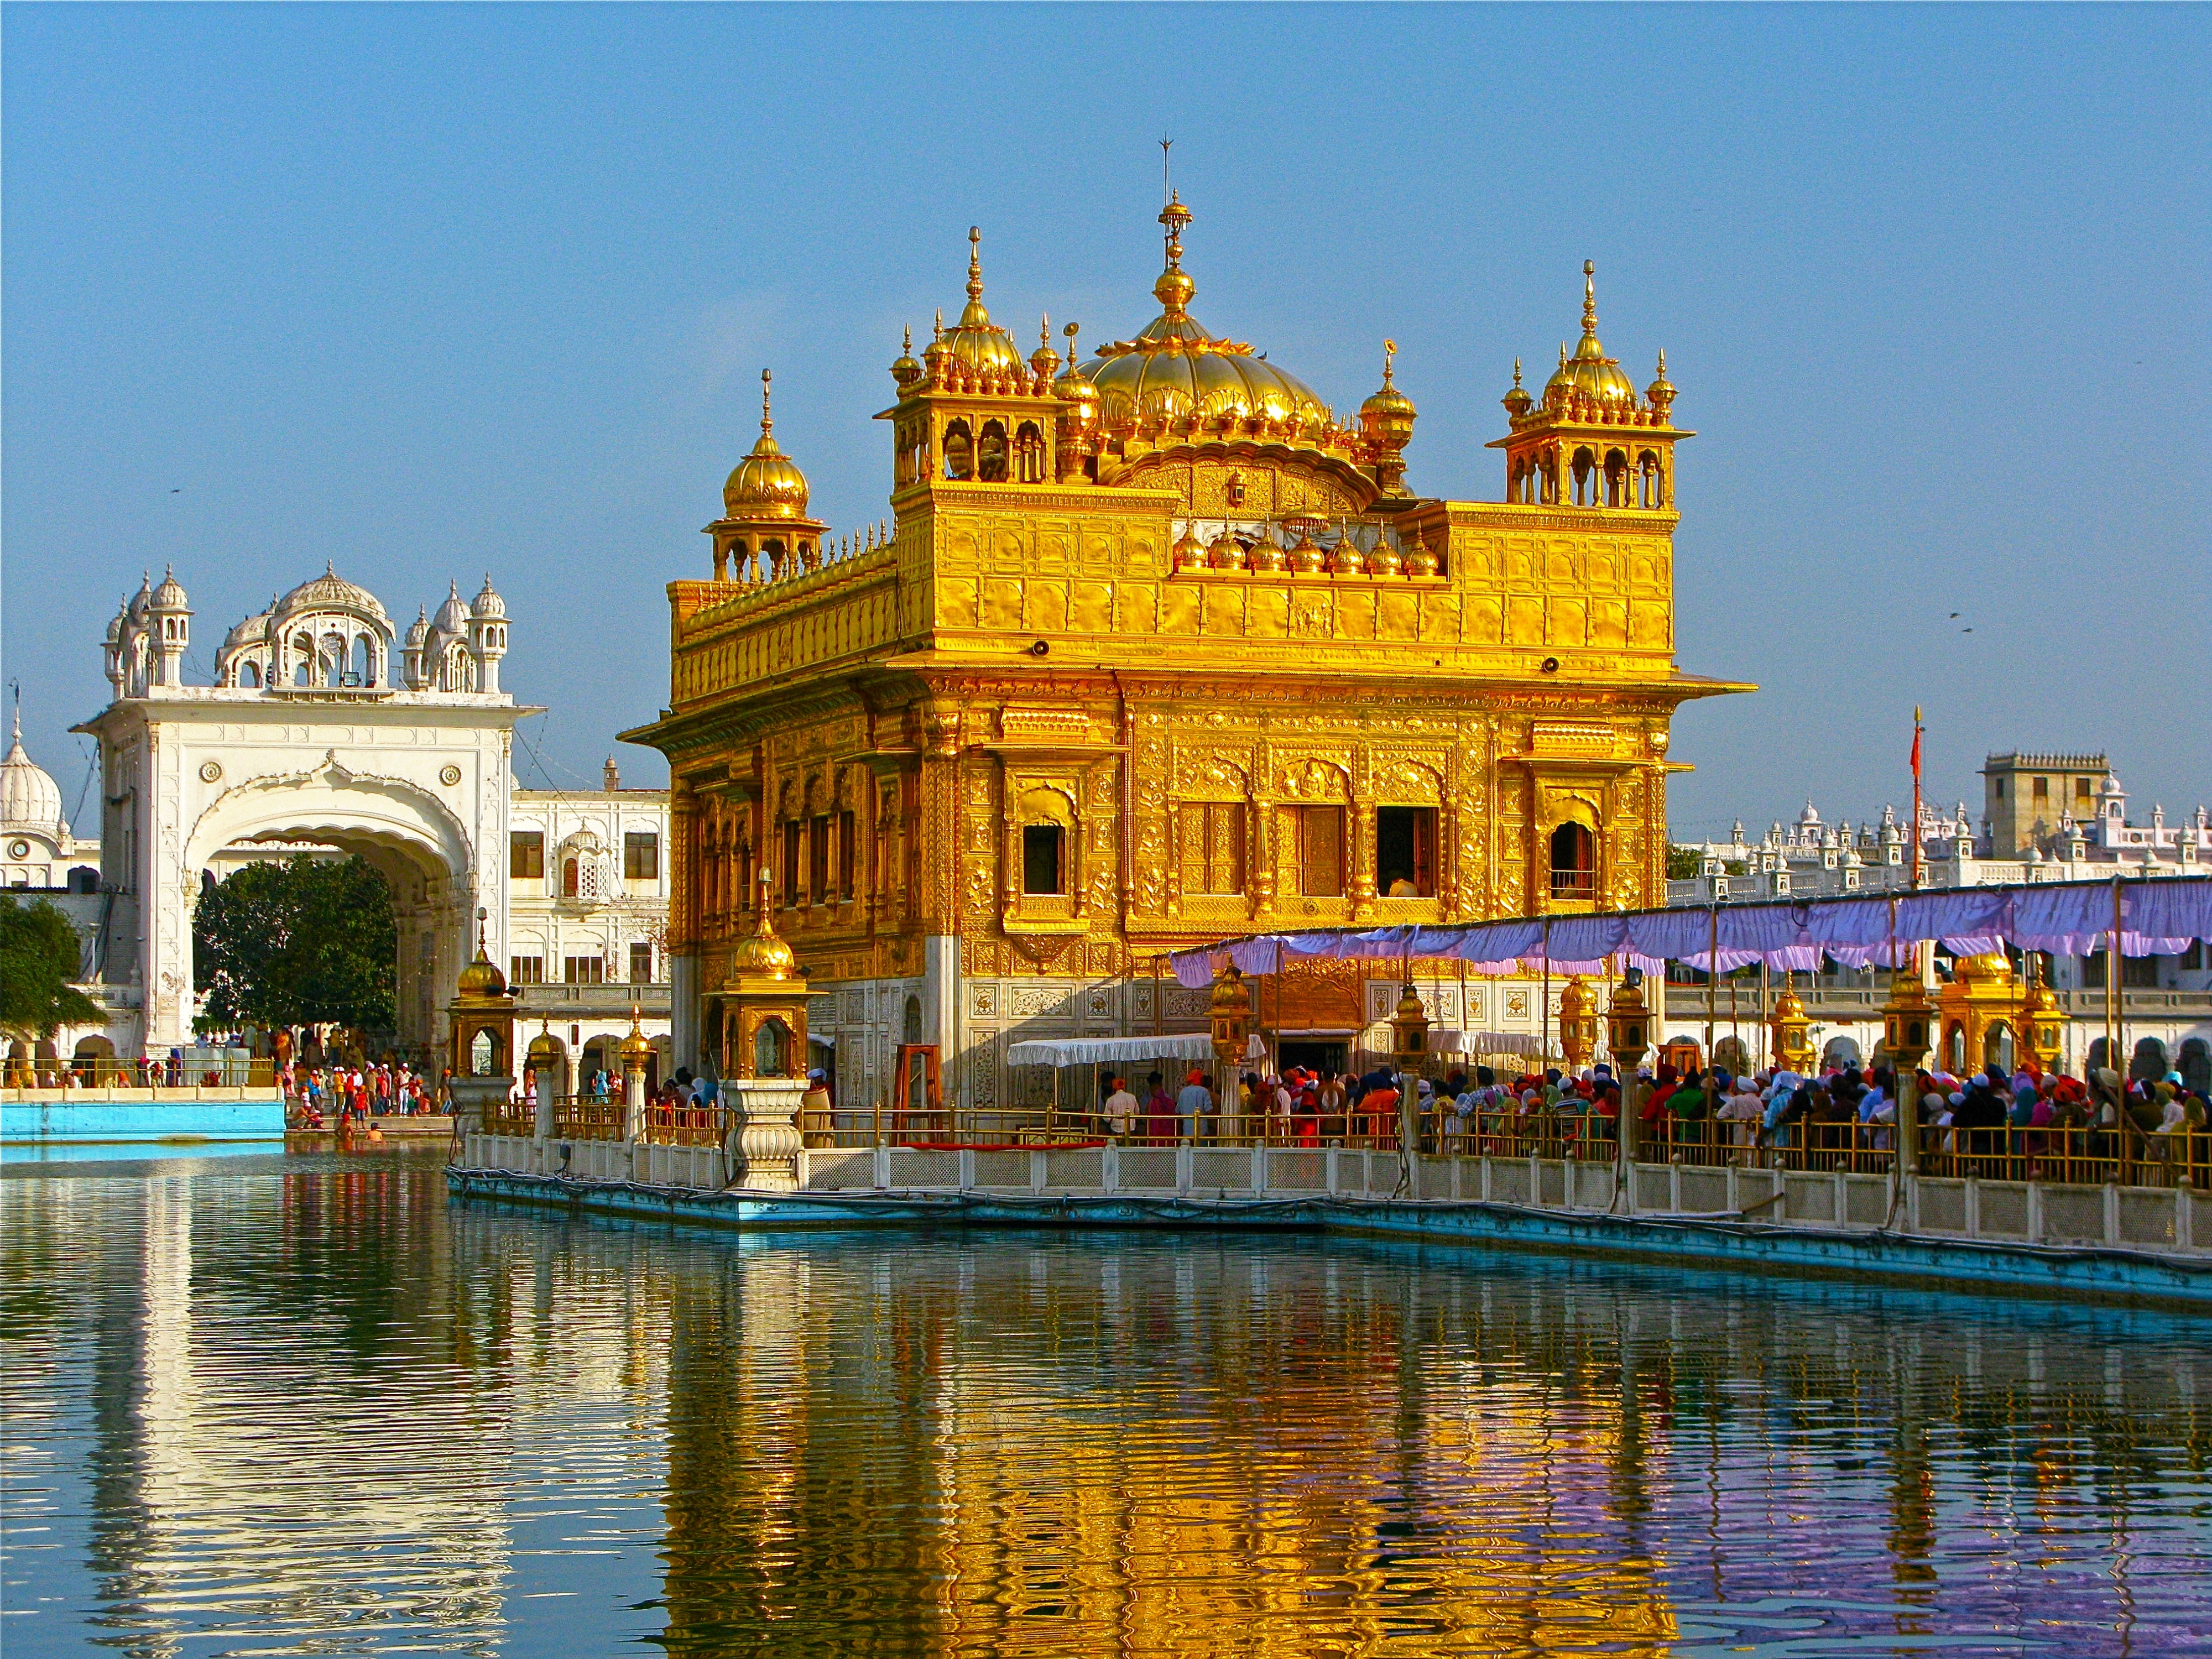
[
  {"xmin": 222, "ymin": 611, "xmax": 272, "ymax": 651},
  {"xmin": 152, "ymin": 566, "xmax": 190, "ymax": 611},
  {"xmin": 275, "ymin": 563, "xmax": 392, "ymax": 629},
  {"xmin": 1, "ymin": 713, "xmax": 65, "ymax": 833},
  {"xmin": 405, "ymin": 607, "xmax": 430, "ymax": 646},
  {"xmin": 472, "ymin": 575, "xmax": 506, "ymax": 620},
  {"xmin": 433, "ymin": 581, "xmax": 469, "ymax": 634}
]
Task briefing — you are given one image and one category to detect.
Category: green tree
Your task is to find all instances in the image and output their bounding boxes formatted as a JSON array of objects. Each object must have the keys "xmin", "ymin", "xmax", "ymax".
[
  {"xmin": 1665, "ymin": 843, "xmax": 1704, "ymax": 880},
  {"xmin": 0, "ymin": 899, "xmax": 102, "ymax": 1039},
  {"xmin": 192, "ymin": 854, "xmax": 396, "ymax": 1035}
]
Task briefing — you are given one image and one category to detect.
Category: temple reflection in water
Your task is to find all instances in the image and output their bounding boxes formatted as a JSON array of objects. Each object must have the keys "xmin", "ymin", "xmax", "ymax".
[{"xmin": 9, "ymin": 1159, "xmax": 2206, "ymax": 1656}]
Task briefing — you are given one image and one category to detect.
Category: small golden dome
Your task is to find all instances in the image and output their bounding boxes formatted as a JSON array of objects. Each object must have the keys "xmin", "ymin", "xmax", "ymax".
[
  {"xmin": 458, "ymin": 947, "xmax": 508, "ymax": 999},
  {"xmin": 890, "ymin": 326, "xmax": 922, "ymax": 391},
  {"xmin": 723, "ymin": 369, "xmax": 810, "ymax": 519},
  {"xmin": 1208, "ymin": 963, "xmax": 1250, "ymax": 1015},
  {"xmin": 728, "ymin": 869, "xmax": 797, "ymax": 980},
  {"xmin": 1360, "ymin": 340, "xmax": 1417, "ymax": 445},
  {"xmin": 618, "ymin": 1014, "xmax": 653, "ymax": 1064},
  {"xmin": 1287, "ymin": 530, "xmax": 1327, "ymax": 574},
  {"xmin": 938, "ymin": 228, "xmax": 1027, "ymax": 378},
  {"xmin": 1559, "ymin": 976, "xmax": 1597, "ymax": 1019},
  {"xmin": 1247, "ymin": 536, "xmax": 1288, "ymax": 573},
  {"xmin": 1052, "ymin": 321, "xmax": 1096, "ymax": 409},
  {"xmin": 1206, "ymin": 529, "xmax": 1244, "ymax": 570},
  {"xmin": 1771, "ymin": 985, "xmax": 1807, "ymax": 1021},
  {"xmin": 1956, "ymin": 951, "xmax": 2015, "ymax": 988},
  {"xmin": 526, "ymin": 1024, "xmax": 562, "ymax": 1065},
  {"xmin": 1029, "ymin": 315, "xmax": 1060, "ymax": 380},
  {"xmin": 1646, "ymin": 348, "xmax": 1675, "ymax": 413},
  {"xmin": 1502, "ymin": 357, "xmax": 1533, "ymax": 419},
  {"xmin": 1543, "ymin": 262, "xmax": 1640, "ymax": 409},
  {"xmin": 1172, "ymin": 525, "xmax": 1206, "ymax": 570}
]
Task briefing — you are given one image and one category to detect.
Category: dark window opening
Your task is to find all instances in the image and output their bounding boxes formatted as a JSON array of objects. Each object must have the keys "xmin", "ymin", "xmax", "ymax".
[
  {"xmin": 563, "ymin": 956, "xmax": 604, "ymax": 985},
  {"xmin": 1022, "ymin": 824, "xmax": 1065, "ymax": 895},
  {"xmin": 1375, "ymin": 807, "xmax": 1437, "ymax": 897},
  {"xmin": 509, "ymin": 956, "xmax": 545, "ymax": 985},
  {"xmin": 2032, "ymin": 776, "xmax": 2049, "ymax": 801},
  {"xmin": 629, "ymin": 942, "xmax": 654, "ymax": 984},
  {"xmin": 561, "ymin": 858, "xmax": 581, "ymax": 899},
  {"xmin": 838, "ymin": 809, "xmax": 856, "ymax": 901},
  {"xmin": 624, "ymin": 832, "xmax": 659, "ymax": 880},
  {"xmin": 510, "ymin": 832, "xmax": 545, "ymax": 880},
  {"xmin": 1550, "ymin": 821, "xmax": 1596, "ymax": 899},
  {"xmin": 781, "ymin": 821, "xmax": 801, "ymax": 907},
  {"xmin": 808, "ymin": 813, "xmax": 831, "ymax": 903}
]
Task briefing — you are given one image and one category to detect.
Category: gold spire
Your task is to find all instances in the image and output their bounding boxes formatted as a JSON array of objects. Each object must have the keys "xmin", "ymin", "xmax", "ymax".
[
  {"xmin": 757, "ymin": 367, "xmax": 777, "ymax": 451},
  {"xmin": 1582, "ymin": 258, "xmax": 1598, "ymax": 338},
  {"xmin": 727, "ymin": 867, "xmax": 798, "ymax": 981},
  {"xmin": 962, "ymin": 225, "xmax": 987, "ymax": 324},
  {"xmin": 1031, "ymin": 312, "xmax": 1059, "ymax": 378}
]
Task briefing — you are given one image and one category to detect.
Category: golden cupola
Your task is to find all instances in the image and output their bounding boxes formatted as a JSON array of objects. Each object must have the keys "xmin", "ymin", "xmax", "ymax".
[
  {"xmin": 1544, "ymin": 262, "xmax": 1640, "ymax": 410},
  {"xmin": 1075, "ymin": 194, "xmax": 1334, "ymax": 437},
  {"xmin": 1358, "ymin": 339, "xmax": 1417, "ymax": 497},
  {"xmin": 1489, "ymin": 260, "xmax": 1691, "ymax": 512},
  {"xmin": 938, "ymin": 228, "xmax": 1027, "ymax": 379},
  {"xmin": 723, "ymin": 369, "xmax": 811, "ymax": 520}
]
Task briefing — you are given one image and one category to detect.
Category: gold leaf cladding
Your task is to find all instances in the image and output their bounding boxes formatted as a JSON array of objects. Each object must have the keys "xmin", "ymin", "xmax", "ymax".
[
  {"xmin": 1292, "ymin": 596, "xmax": 1332, "ymax": 639},
  {"xmin": 1159, "ymin": 585, "xmax": 1199, "ymax": 635},
  {"xmin": 1592, "ymin": 600, "xmax": 1629, "ymax": 646},
  {"xmin": 1246, "ymin": 586, "xmax": 1290, "ymax": 638},
  {"xmin": 1530, "ymin": 721, "xmax": 1618, "ymax": 757},
  {"xmin": 1421, "ymin": 591, "xmax": 1459, "ymax": 640},
  {"xmin": 1336, "ymin": 588, "xmax": 1375, "ymax": 639},
  {"xmin": 1279, "ymin": 757, "xmax": 1350, "ymax": 800},
  {"xmin": 1550, "ymin": 596, "xmax": 1588, "ymax": 646},
  {"xmin": 982, "ymin": 579, "xmax": 1022, "ymax": 631},
  {"xmin": 1202, "ymin": 585, "xmax": 1244, "ymax": 636},
  {"xmin": 1376, "ymin": 589, "xmax": 1418, "ymax": 641},
  {"xmin": 1026, "ymin": 581, "xmax": 1067, "ymax": 633},
  {"xmin": 1072, "ymin": 582, "xmax": 1114, "ymax": 633}
]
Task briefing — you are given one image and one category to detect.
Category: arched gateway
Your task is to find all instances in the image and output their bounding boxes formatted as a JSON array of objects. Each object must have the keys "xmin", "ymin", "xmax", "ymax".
[{"xmin": 76, "ymin": 566, "xmax": 539, "ymax": 1057}]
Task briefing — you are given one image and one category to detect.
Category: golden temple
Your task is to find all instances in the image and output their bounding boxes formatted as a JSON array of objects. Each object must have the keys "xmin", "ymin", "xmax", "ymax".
[{"xmin": 623, "ymin": 193, "xmax": 1750, "ymax": 1108}]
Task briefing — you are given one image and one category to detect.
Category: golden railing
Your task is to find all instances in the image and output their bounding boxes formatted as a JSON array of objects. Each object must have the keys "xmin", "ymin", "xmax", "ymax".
[
  {"xmin": 552, "ymin": 1094, "xmax": 625, "ymax": 1142},
  {"xmin": 644, "ymin": 1099, "xmax": 734, "ymax": 1147}
]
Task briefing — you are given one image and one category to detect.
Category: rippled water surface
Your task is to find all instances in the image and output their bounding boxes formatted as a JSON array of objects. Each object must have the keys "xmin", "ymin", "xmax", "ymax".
[{"xmin": 3, "ymin": 1149, "xmax": 2209, "ymax": 1657}]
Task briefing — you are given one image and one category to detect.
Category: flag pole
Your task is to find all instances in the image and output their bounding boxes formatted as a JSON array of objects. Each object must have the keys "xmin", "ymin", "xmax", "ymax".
[{"xmin": 1909, "ymin": 706, "xmax": 1924, "ymax": 894}]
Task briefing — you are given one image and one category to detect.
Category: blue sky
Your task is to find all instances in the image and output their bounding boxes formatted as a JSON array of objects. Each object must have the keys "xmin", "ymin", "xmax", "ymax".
[{"xmin": 5, "ymin": 3, "xmax": 2206, "ymax": 837}]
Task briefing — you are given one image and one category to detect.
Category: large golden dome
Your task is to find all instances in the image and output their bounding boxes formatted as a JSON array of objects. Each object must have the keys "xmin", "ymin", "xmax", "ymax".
[
  {"xmin": 723, "ymin": 369, "xmax": 810, "ymax": 519},
  {"xmin": 457, "ymin": 946, "xmax": 508, "ymax": 1000},
  {"xmin": 727, "ymin": 870, "xmax": 797, "ymax": 980},
  {"xmin": 1544, "ymin": 262, "xmax": 1640, "ymax": 408},
  {"xmin": 1066, "ymin": 195, "xmax": 1333, "ymax": 432}
]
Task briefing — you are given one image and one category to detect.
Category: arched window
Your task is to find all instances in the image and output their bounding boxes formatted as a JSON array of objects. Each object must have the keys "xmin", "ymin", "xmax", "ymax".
[
  {"xmin": 978, "ymin": 420, "xmax": 1009, "ymax": 483},
  {"xmin": 562, "ymin": 857, "xmax": 580, "ymax": 899},
  {"xmin": 1549, "ymin": 821, "xmax": 1595, "ymax": 898},
  {"xmin": 2130, "ymin": 1036, "xmax": 2171, "ymax": 1083},
  {"xmin": 754, "ymin": 1016, "xmax": 791, "ymax": 1078},
  {"xmin": 470, "ymin": 1028, "xmax": 498, "ymax": 1076},
  {"xmin": 1015, "ymin": 421, "xmax": 1046, "ymax": 484},
  {"xmin": 1604, "ymin": 449, "xmax": 1629, "ymax": 507},
  {"xmin": 943, "ymin": 421, "xmax": 974, "ymax": 481},
  {"xmin": 1983, "ymin": 1022, "xmax": 2015, "ymax": 1073},
  {"xmin": 1571, "ymin": 447, "xmax": 1595, "ymax": 506},
  {"xmin": 293, "ymin": 633, "xmax": 314, "ymax": 686},
  {"xmin": 1639, "ymin": 451, "xmax": 1662, "ymax": 508},
  {"xmin": 2181, "ymin": 1037, "xmax": 2211, "ymax": 1095},
  {"xmin": 902, "ymin": 994, "xmax": 924, "ymax": 1046},
  {"xmin": 239, "ymin": 661, "xmax": 260, "ymax": 688}
]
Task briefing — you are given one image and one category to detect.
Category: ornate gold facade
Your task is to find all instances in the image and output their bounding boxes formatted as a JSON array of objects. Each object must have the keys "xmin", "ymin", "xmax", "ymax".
[{"xmin": 624, "ymin": 196, "xmax": 1749, "ymax": 1105}]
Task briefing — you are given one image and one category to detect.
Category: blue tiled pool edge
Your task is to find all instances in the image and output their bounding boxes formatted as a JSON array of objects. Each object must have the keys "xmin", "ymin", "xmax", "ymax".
[
  {"xmin": 446, "ymin": 1170, "xmax": 2212, "ymax": 1314},
  {"xmin": 2, "ymin": 1097, "xmax": 288, "ymax": 1142}
]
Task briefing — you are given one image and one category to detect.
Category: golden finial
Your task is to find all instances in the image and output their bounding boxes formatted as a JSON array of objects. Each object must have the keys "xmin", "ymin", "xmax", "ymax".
[
  {"xmin": 1582, "ymin": 259, "xmax": 1598, "ymax": 337},
  {"xmin": 758, "ymin": 368, "xmax": 774, "ymax": 440},
  {"xmin": 902, "ymin": 325, "xmax": 912, "ymax": 353},
  {"xmin": 1064, "ymin": 319, "xmax": 1079, "ymax": 354},
  {"xmin": 967, "ymin": 226, "xmax": 983, "ymax": 302},
  {"xmin": 1382, "ymin": 338, "xmax": 1397, "ymax": 387},
  {"xmin": 1558, "ymin": 341, "xmax": 1569, "ymax": 368},
  {"xmin": 1039, "ymin": 314, "xmax": 1051, "ymax": 349},
  {"xmin": 933, "ymin": 309, "xmax": 943, "ymax": 341},
  {"xmin": 1512, "ymin": 358, "xmax": 1523, "ymax": 388}
]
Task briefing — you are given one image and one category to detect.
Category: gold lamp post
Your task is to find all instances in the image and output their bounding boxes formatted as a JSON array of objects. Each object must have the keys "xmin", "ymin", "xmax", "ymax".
[
  {"xmin": 1389, "ymin": 981, "xmax": 1431, "ymax": 1159},
  {"xmin": 1208, "ymin": 964, "xmax": 1252, "ymax": 1135},
  {"xmin": 2018, "ymin": 954, "xmax": 2065, "ymax": 1074},
  {"xmin": 1768, "ymin": 975, "xmax": 1814, "ymax": 1076},
  {"xmin": 1881, "ymin": 956, "xmax": 1935, "ymax": 1178},
  {"xmin": 1558, "ymin": 976, "xmax": 1598, "ymax": 1073},
  {"xmin": 1607, "ymin": 969, "xmax": 1652, "ymax": 1169}
]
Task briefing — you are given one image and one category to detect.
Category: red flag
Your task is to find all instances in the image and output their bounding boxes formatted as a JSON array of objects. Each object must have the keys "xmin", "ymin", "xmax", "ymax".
[{"xmin": 1910, "ymin": 705, "xmax": 1922, "ymax": 781}]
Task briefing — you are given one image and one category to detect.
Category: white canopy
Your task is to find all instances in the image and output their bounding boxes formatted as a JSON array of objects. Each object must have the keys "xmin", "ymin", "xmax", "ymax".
[{"xmin": 1006, "ymin": 1033, "xmax": 1214, "ymax": 1067}]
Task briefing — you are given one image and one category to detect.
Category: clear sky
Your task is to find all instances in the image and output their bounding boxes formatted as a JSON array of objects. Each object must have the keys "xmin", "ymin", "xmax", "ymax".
[{"xmin": 5, "ymin": 3, "xmax": 2206, "ymax": 839}]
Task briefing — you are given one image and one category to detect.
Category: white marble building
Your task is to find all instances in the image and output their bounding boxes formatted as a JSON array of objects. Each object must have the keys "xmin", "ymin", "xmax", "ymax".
[
  {"xmin": 73, "ymin": 566, "xmax": 539, "ymax": 1056},
  {"xmin": 506, "ymin": 761, "xmax": 674, "ymax": 1091},
  {"xmin": 3, "ymin": 700, "xmax": 98, "ymax": 893}
]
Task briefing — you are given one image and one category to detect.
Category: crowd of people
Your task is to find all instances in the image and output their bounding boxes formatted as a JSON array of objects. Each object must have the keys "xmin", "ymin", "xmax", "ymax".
[
  {"xmin": 1070, "ymin": 1055, "xmax": 2210, "ymax": 1178},
  {"xmin": 284, "ymin": 1059, "xmax": 441, "ymax": 1129}
]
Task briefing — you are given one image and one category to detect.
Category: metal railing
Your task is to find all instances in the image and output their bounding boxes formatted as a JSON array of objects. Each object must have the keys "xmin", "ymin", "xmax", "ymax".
[
  {"xmin": 552, "ymin": 1094, "xmax": 626, "ymax": 1142},
  {"xmin": 644, "ymin": 1099, "xmax": 734, "ymax": 1147},
  {"xmin": 9, "ymin": 1056, "xmax": 278, "ymax": 1089}
]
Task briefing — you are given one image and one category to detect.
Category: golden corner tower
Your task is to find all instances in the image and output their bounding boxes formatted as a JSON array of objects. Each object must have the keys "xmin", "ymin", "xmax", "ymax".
[{"xmin": 623, "ymin": 195, "xmax": 1751, "ymax": 1113}]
